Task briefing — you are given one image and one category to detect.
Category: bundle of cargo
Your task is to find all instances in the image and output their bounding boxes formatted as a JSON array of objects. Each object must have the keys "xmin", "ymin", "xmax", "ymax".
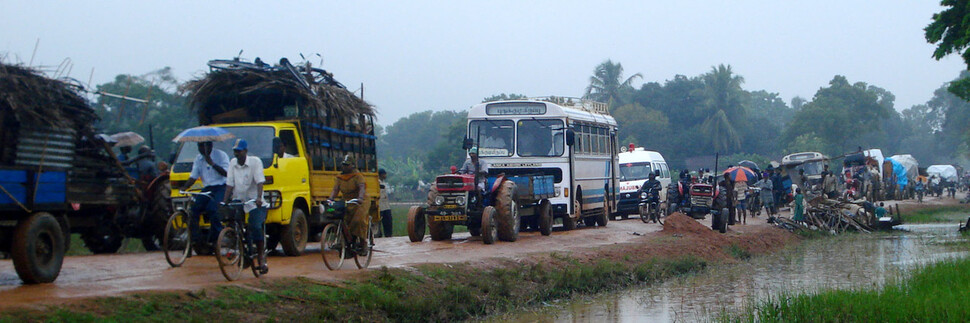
[{"xmin": 182, "ymin": 58, "xmax": 376, "ymax": 172}]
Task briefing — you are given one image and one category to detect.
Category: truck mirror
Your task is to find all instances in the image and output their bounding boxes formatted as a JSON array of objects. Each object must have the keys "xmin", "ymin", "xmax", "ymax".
[
  {"xmin": 462, "ymin": 137, "xmax": 474, "ymax": 150},
  {"xmin": 565, "ymin": 129, "xmax": 575, "ymax": 146},
  {"xmin": 272, "ymin": 137, "xmax": 283, "ymax": 157}
]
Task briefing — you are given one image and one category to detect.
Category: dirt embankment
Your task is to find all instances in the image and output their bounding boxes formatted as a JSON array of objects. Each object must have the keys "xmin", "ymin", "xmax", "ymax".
[{"xmin": 0, "ymin": 213, "xmax": 800, "ymax": 322}]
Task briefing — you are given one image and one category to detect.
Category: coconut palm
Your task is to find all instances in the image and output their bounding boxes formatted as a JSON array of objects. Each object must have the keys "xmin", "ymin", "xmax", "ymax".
[
  {"xmin": 700, "ymin": 64, "xmax": 745, "ymax": 151},
  {"xmin": 584, "ymin": 60, "xmax": 642, "ymax": 108}
]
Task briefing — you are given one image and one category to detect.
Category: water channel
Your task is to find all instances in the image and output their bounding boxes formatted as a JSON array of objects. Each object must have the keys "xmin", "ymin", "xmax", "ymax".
[{"xmin": 504, "ymin": 224, "xmax": 969, "ymax": 322}]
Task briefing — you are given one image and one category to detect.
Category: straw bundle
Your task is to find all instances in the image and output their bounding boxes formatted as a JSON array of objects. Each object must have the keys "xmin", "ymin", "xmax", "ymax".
[{"xmin": 0, "ymin": 62, "xmax": 98, "ymax": 129}]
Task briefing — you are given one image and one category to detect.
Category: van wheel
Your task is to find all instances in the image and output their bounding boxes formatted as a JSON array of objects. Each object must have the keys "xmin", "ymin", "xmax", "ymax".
[{"xmin": 281, "ymin": 208, "xmax": 308, "ymax": 256}]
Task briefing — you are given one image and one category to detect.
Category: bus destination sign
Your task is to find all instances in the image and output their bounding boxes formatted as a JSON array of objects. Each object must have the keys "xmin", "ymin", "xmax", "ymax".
[{"xmin": 485, "ymin": 103, "xmax": 546, "ymax": 115}]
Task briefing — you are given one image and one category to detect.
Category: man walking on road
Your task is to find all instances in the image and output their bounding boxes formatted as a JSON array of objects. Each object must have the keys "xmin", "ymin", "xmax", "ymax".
[{"xmin": 378, "ymin": 169, "xmax": 394, "ymax": 237}]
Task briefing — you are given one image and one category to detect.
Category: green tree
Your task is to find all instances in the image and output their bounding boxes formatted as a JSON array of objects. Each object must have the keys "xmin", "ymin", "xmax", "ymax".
[
  {"xmin": 783, "ymin": 76, "xmax": 890, "ymax": 154},
  {"xmin": 699, "ymin": 64, "xmax": 745, "ymax": 152},
  {"xmin": 584, "ymin": 59, "xmax": 642, "ymax": 108},
  {"xmin": 926, "ymin": 1, "xmax": 970, "ymax": 99}
]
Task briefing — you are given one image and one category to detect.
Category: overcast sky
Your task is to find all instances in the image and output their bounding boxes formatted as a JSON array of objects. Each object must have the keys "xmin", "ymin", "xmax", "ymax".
[{"xmin": 2, "ymin": 1, "xmax": 965, "ymax": 124}]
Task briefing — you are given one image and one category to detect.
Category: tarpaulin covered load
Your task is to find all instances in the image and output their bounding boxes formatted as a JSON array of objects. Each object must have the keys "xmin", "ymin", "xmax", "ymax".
[
  {"xmin": 884, "ymin": 157, "xmax": 908, "ymax": 188},
  {"xmin": 927, "ymin": 165, "xmax": 958, "ymax": 182},
  {"xmin": 889, "ymin": 154, "xmax": 918, "ymax": 188}
]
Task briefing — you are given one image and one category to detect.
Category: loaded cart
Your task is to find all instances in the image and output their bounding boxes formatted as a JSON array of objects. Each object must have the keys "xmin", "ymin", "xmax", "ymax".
[
  {"xmin": 0, "ymin": 63, "xmax": 162, "ymax": 283},
  {"xmin": 407, "ymin": 170, "xmax": 555, "ymax": 244}
]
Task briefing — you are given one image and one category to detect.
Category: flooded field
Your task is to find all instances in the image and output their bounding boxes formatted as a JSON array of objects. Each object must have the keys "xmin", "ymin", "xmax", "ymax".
[{"xmin": 505, "ymin": 224, "xmax": 969, "ymax": 322}]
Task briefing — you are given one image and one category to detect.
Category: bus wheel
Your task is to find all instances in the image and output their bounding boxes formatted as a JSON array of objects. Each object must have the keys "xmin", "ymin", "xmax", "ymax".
[
  {"xmin": 596, "ymin": 206, "xmax": 609, "ymax": 227},
  {"xmin": 12, "ymin": 212, "xmax": 65, "ymax": 284}
]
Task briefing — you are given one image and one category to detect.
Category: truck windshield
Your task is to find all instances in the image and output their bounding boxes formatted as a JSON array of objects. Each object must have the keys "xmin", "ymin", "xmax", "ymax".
[
  {"xmin": 468, "ymin": 120, "xmax": 514, "ymax": 157},
  {"xmin": 172, "ymin": 126, "xmax": 275, "ymax": 172},
  {"xmin": 516, "ymin": 119, "xmax": 564, "ymax": 157},
  {"xmin": 620, "ymin": 162, "xmax": 653, "ymax": 182}
]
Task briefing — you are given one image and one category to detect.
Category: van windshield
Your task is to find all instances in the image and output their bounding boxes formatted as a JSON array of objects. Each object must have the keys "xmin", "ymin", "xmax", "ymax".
[
  {"xmin": 172, "ymin": 126, "xmax": 275, "ymax": 172},
  {"xmin": 620, "ymin": 162, "xmax": 653, "ymax": 182}
]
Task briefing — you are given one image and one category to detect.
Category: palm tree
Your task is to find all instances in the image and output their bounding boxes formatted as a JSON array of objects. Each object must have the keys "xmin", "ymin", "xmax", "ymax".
[
  {"xmin": 584, "ymin": 60, "xmax": 642, "ymax": 108},
  {"xmin": 700, "ymin": 64, "xmax": 745, "ymax": 152}
]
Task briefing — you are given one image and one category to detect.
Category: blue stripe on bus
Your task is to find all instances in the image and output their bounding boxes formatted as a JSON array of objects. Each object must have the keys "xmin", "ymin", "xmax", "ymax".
[{"xmin": 583, "ymin": 196, "xmax": 605, "ymax": 203}]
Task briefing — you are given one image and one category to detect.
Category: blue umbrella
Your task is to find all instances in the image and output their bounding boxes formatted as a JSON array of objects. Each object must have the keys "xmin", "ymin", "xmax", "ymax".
[{"xmin": 171, "ymin": 126, "xmax": 235, "ymax": 143}]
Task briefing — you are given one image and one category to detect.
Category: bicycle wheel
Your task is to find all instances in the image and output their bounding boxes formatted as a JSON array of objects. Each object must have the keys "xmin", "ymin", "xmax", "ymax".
[
  {"xmin": 216, "ymin": 227, "xmax": 243, "ymax": 281},
  {"xmin": 163, "ymin": 212, "xmax": 191, "ymax": 268},
  {"xmin": 321, "ymin": 223, "xmax": 344, "ymax": 270},
  {"xmin": 354, "ymin": 222, "xmax": 374, "ymax": 269}
]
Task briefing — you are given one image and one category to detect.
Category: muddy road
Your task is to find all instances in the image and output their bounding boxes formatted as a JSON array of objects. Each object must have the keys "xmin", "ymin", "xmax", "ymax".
[{"xmin": 0, "ymin": 216, "xmax": 674, "ymax": 308}]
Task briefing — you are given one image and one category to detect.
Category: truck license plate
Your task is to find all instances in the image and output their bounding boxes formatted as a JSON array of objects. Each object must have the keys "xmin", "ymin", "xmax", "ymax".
[{"xmin": 432, "ymin": 215, "xmax": 467, "ymax": 222}]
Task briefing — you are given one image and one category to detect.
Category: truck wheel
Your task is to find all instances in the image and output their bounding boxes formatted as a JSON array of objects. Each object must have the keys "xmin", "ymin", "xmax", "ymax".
[
  {"xmin": 428, "ymin": 217, "xmax": 453, "ymax": 241},
  {"xmin": 281, "ymin": 208, "xmax": 308, "ymax": 256},
  {"xmin": 482, "ymin": 206, "xmax": 498, "ymax": 245},
  {"xmin": 12, "ymin": 212, "xmax": 65, "ymax": 284},
  {"xmin": 82, "ymin": 225, "xmax": 123, "ymax": 254},
  {"xmin": 538, "ymin": 199, "xmax": 553, "ymax": 236},
  {"xmin": 495, "ymin": 180, "xmax": 519, "ymax": 242},
  {"xmin": 406, "ymin": 206, "xmax": 426, "ymax": 242}
]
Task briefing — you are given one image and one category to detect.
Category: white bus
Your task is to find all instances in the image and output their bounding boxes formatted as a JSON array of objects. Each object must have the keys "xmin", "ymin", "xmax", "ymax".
[{"xmin": 466, "ymin": 97, "xmax": 618, "ymax": 229}]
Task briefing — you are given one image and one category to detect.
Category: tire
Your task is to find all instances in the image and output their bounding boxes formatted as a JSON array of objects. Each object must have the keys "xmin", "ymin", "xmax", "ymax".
[
  {"xmin": 494, "ymin": 180, "xmax": 519, "ymax": 242},
  {"xmin": 583, "ymin": 216, "xmax": 597, "ymax": 227},
  {"xmin": 144, "ymin": 178, "xmax": 173, "ymax": 252},
  {"xmin": 216, "ymin": 227, "xmax": 243, "ymax": 281},
  {"xmin": 482, "ymin": 206, "xmax": 498, "ymax": 245},
  {"xmin": 12, "ymin": 212, "xmax": 65, "ymax": 284},
  {"xmin": 596, "ymin": 206, "xmax": 609, "ymax": 227},
  {"xmin": 563, "ymin": 191, "xmax": 580, "ymax": 231},
  {"xmin": 81, "ymin": 224, "xmax": 123, "ymax": 254},
  {"xmin": 281, "ymin": 208, "xmax": 308, "ymax": 256},
  {"xmin": 469, "ymin": 226, "xmax": 482, "ymax": 237},
  {"xmin": 407, "ymin": 206, "xmax": 426, "ymax": 242},
  {"xmin": 428, "ymin": 218, "xmax": 453, "ymax": 241},
  {"xmin": 718, "ymin": 208, "xmax": 728, "ymax": 233},
  {"xmin": 354, "ymin": 223, "xmax": 374, "ymax": 269},
  {"xmin": 639, "ymin": 205, "xmax": 650, "ymax": 223},
  {"xmin": 320, "ymin": 223, "xmax": 344, "ymax": 270},
  {"xmin": 538, "ymin": 199, "xmax": 553, "ymax": 236}
]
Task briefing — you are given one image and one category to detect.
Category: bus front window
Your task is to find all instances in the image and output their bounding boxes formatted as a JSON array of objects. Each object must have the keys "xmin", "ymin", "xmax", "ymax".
[
  {"xmin": 517, "ymin": 119, "xmax": 565, "ymax": 157},
  {"xmin": 469, "ymin": 120, "xmax": 514, "ymax": 157}
]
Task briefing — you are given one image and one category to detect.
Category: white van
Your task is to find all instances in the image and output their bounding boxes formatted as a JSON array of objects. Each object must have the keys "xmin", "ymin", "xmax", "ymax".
[{"xmin": 615, "ymin": 144, "xmax": 670, "ymax": 218}]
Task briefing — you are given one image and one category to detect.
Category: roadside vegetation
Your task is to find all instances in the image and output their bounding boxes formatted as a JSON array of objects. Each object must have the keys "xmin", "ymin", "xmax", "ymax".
[
  {"xmin": 901, "ymin": 205, "xmax": 970, "ymax": 223},
  {"xmin": 725, "ymin": 256, "xmax": 970, "ymax": 322}
]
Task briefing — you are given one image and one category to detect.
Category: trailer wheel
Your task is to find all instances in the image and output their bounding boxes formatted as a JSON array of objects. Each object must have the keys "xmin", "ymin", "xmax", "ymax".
[
  {"xmin": 495, "ymin": 180, "xmax": 519, "ymax": 242},
  {"xmin": 281, "ymin": 208, "xmax": 308, "ymax": 256},
  {"xmin": 12, "ymin": 212, "xmax": 65, "ymax": 284},
  {"xmin": 428, "ymin": 217, "xmax": 453, "ymax": 241},
  {"xmin": 406, "ymin": 206, "xmax": 426, "ymax": 242},
  {"xmin": 482, "ymin": 206, "xmax": 498, "ymax": 245},
  {"xmin": 538, "ymin": 199, "xmax": 553, "ymax": 236},
  {"xmin": 82, "ymin": 224, "xmax": 123, "ymax": 254}
]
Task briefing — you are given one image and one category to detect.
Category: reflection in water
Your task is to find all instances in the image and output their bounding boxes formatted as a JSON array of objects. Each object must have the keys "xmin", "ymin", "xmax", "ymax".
[{"xmin": 507, "ymin": 224, "xmax": 967, "ymax": 323}]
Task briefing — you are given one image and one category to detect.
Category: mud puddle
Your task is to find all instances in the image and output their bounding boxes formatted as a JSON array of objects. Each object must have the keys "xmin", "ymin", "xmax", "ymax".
[{"xmin": 504, "ymin": 223, "xmax": 969, "ymax": 322}]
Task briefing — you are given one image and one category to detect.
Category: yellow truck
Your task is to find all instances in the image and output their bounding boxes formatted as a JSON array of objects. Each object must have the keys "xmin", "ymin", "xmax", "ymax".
[{"xmin": 170, "ymin": 58, "xmax": 378, "ymax": 256}]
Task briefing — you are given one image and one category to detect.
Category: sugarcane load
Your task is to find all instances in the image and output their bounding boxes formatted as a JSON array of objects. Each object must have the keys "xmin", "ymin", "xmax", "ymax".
[{"xmin": 167, "ymin": 57, "xmax": 380, "ymax": 274}]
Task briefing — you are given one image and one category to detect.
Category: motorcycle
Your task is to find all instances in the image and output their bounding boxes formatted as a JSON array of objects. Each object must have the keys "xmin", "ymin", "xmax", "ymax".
[{"xmin": 639, "ymin": 186, "xmax": 663, "ymax": 224}]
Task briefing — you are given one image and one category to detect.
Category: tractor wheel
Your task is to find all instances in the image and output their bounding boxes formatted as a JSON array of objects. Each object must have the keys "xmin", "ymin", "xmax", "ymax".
[
  {"xmin": 82, "ymin": 224, "xmax": 123, "ymax": 254},
  {"xmin": 494, "ymin": 180, "xmax": 519, "ymax": 242},
  {"xmin": 406, "ymin": 206, "xmax": 426, "ymax": 242},
  {"xmin": 538, "ymin": 199, "xmax": 553, "ymax": 236},
  {"xmin": 428, "ymin": 218, "xmax": 453, "ymax": 241},
  {"xmin": 717, "ymin": 208, "xmax": 728, "ymax": 233},
  {"xmin": 281, "ymin": 208, "xmax": 308, "ymax": 256},
  {"xmin": 12, "ymin": 212, "xmax": 65, "ymax": 284},
  {"xmin": 481, "ymin": 206, "xmax": 498, "ymax": 245}
]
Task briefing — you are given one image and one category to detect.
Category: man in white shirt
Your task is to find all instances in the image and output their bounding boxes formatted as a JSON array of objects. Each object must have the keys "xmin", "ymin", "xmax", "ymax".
[
  {"xmin": 180, "ymin": 141, "xmax": 230, "ymax": 250},
  {"xmin": 223, "ymin": 139, "xmax": 268, "ymax": 274}
]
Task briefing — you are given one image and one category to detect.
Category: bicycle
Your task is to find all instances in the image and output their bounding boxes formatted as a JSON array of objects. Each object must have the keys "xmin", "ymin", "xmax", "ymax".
[
  {"xmin": 320, "ymin": 199, "xmax": 374, "ymax": 270},
  {"xmin": 214, "ymin": 199, "xmax": 267, "ymax": 281},
  {"xmin": 163, "ymin": 190, "xmax": 214, "ymax": 267}
]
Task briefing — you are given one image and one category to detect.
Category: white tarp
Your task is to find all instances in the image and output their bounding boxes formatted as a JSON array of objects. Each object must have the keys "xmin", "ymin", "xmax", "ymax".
[{"xmin": 927, "ymin": 165, "xmax": 958, "ymax": 182}]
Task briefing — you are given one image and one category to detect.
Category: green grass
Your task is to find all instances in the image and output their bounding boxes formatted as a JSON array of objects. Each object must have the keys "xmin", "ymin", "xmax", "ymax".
[
  {"xmin": 901, "ymin": 205, "xmax": 970, "ymax": 223},
  {"xmin": 726, "ymin": 256, "xmax": 970, "ymax": 322},
  {"xmin": 66, "ymin": 234, "xmax": 147, "ymax": 256}
]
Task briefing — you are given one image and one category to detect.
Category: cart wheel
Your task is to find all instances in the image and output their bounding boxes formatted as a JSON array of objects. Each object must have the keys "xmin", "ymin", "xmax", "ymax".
[
  {"xmin": 12, "ymin": 212, "xmax": 65, "ymax": 284},
  {"xmin": 538, "ymin": 199, "xmax": 553, "ymax": 236},
  {"xmin": 482, "ymin": 206, "xmax": 498, "ymax": 245},
  {"xmin": 406, "ymin": 206, "xmax": 426, "ymax": 242}
]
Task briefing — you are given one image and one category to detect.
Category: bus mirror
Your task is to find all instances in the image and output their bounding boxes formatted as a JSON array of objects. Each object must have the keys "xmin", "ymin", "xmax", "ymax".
[
  {"xmin": 272, "ymin": 137, "xmax": 283, "ymax": 157},
  {"xmin": 565, "ymin": 129, "xmax": 575, "ymax": 146},
  {"xmin": 462, "ymin": 137, "xmax": 474, "ymax": 150}
]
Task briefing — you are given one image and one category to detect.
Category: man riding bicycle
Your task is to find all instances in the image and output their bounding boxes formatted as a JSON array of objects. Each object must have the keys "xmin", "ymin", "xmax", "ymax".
[
  {"xmin": 179, "ymin": 141, "xmax": 230, "ymax": 253},
  {"xmin": 223, "ymin": 139, "xmax": 268, "ymax": 274},
  {"xmin": 329, "ymin": 155, "xmax": 371, "ymax": 256}
]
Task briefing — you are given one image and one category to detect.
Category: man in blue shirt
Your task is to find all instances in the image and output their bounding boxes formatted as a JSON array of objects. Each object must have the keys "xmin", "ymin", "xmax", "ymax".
[{"xmin": 179, "ymin": 141, "xmax": 230, "ymax": 253}]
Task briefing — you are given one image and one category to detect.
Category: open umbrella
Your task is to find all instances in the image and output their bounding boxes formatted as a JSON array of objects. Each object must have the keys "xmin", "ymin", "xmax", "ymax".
[
  {"xmin": 723, "ymin": 166, "xmax": 757, "ymax": 183},
  {"xmin": 109, "ymin": 131, "xmax": 145, "ymax": 147},
  {"xmin": 172, "ymin": 126, "xmax": 235, "ymax": 143}
]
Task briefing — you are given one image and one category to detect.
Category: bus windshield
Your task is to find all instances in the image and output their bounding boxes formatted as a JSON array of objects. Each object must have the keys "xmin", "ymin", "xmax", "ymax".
[
  {"xmin": 517, "ymin": 119, "xmax": 564, "ymax": 157},
  {"xmin": 172, "ymin": 126, "xmax": 275, "ymax": 172},
  {"xmin": 793, "ymin": 161, "xmax": 825, "ymax": 176},
  {"xmin": 469, "ymin": 120, "xmax": 514, "ymax": 157},
  {"xmin": 619, "ymin": 162, "xmax": 653, "ymax": 182}
]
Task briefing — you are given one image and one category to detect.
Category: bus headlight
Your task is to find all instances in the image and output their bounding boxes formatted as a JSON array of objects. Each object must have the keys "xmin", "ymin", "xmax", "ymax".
[
  {"xmin": 455, "ymin": 196, "xmax": 466, "ymax": 206},
  {"xmin": 434, "ymin": 195, "xmax": 445, "ymax": 206},
  {"xmin": 555, "ymin": 187, "xmax": 562, "ymax": 197}
]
